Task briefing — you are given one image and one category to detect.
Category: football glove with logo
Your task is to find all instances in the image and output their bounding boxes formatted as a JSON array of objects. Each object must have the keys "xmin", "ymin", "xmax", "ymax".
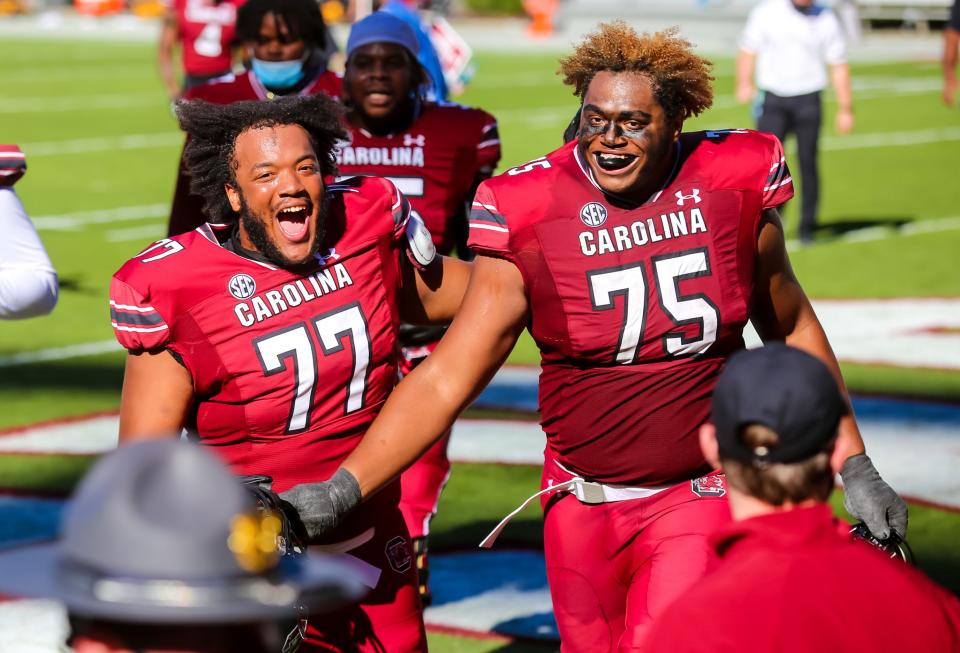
[
  {"xmin": 278, "ymin": 468, "xmax": 362, "ymax": 541},
  {"xmin": 840, "ymin": 454, "xmax": 908, "ymax": 540}
]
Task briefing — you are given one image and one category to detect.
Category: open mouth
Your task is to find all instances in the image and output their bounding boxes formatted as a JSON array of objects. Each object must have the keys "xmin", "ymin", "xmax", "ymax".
[
  {"xmin": 364, "ymin": 88, "xmax": 394, "ymax": 105},
  {"xmin": 594, "ymin": 152, "xmax": 638, "ymax": 173},
  {"xmin": 276, "ymin": 204, "xmax": 311, "ymax": 241}
]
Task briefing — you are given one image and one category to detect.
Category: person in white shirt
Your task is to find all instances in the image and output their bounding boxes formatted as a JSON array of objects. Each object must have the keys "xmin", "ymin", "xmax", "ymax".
[
  {"xmin": 736, "ymin": 0, "xmax": 854, "ymax": 243},
  {"xmin": 0, "ymin": 145, "xmax": 58, "ymax": 320}
]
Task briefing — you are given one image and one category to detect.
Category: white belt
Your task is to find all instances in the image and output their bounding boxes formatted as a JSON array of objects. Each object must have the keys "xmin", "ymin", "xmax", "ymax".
[
  {"xmin": 308, "ymin": 526, "xmax": 381, "ymax": 589},
  {"xmin": 479, "ymin": 466, "xmax": 672, "ymax": 549}
]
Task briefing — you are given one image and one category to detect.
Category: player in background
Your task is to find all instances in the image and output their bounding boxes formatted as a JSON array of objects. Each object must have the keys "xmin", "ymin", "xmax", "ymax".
[
  {"xmin": 337, "ymin": 11, "xmax": 500, "ymax": 604},
  {"xmin": 284, "ymin": 23, "xmax": 907, "ymax": 651},
  {"xmin": 167, "ymin": 0, "xmax": 341, "ymax": 237},
  {"xmin": 158, "ymin": 0, "xmax": 246, "ymax": 101},
  {"xmin": 378, "ymin": 0, "xmax": 448, "ymax": 101},
  {"xmin": 111, "ymin": 95, "xmax": 471, "ymax": 652},
  {"xmin": 0, "ymin": 145, "xmax": 58, "ymax": 320}
]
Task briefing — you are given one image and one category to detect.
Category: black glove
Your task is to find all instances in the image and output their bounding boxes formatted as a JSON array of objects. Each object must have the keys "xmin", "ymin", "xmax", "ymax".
[
  {"xmin": 279, "ymin": 468, "xmax": 362, "ymax": 541},
  {"xmin": 840, "ymin": 454, "xmax": 908, "ymax": 540},
  {"xmin": 238, "ymin": 474, "xmax": 307, "ymax": 555}
]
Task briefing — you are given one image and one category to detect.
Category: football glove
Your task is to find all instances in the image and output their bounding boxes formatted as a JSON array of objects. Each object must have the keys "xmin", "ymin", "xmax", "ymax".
[
  {"xmin": 0, "ymin": 145, "xmax": 26, "ymax": 187},
  {"xmin": 278, "ymin": 468, "xmax": 361, "ymax": 541},
  {"xmin": 238, "ymin": 474, "xmax": 307, "ymax": 556},
  {"xmin": 840, "ymin": 454, "xmax": 908, "ymax": 540}
]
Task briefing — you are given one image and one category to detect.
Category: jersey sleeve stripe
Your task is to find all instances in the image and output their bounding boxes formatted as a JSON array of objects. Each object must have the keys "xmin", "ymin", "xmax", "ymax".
[
  {"xmin": 109, "ymin": 300, "xmax": 158, "ymax": 313},
  {"xmin": 763, "ymin": 176, "xmax": 793, "ymax": 192},
  {"xmin": 111, "ymin": 323, "xmax": 170, "ymax": 334},
  {"xmin": 110, "ymin": 308, "xmax": 166, "ymax": 326},
  {"xmin": 477, "ymin": 138, "xmax": 501, "ymax": 149},
  {"xmin": 469, "ymin": 207, "xmax": 507, "ymax": 226},
  {"xmin": 469, "ymin": 222, "xmax": 510, "ymax": 233}
]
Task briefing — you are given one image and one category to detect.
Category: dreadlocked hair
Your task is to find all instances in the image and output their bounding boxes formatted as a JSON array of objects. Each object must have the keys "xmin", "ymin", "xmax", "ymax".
[
  {"xmin": 559, "ymin": 22, "xmax": 714, "ymax": 121},
  {"xmin": 236, "ymin": 0, "xmax": 327, "ymax": 49},
  {"xmin": 177, "ymin": 94, "xmax": 345, "ymax": 224}
]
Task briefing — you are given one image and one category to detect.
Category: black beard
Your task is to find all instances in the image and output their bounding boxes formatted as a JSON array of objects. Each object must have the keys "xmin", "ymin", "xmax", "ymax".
[{"xmin": 238, "ymin": 192, "xmax": 330, "ymax": 271}]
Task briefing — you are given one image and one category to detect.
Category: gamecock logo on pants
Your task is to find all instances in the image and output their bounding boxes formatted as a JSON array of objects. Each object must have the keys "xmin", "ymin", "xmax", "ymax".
[
  {"xmin": 385, "ymin": 536, "xmax": 412, "ymax": 573},
  {"xmin": 691, "ymin": 475, "xmax": 726, "ymax": 498}
]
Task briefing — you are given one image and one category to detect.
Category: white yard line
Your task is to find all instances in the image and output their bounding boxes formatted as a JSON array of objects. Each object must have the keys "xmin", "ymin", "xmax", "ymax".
[
  {"xmin": 0, "ymin": 341, "xmax": 120, "ymax": 368},
  {"xmin": 21, "ymin": 132, "xmax": 181, "ymax": 157},
  {"xmin": 104, "ymin": 223, "xmax": 167, "ymax": 242},
  {"xmin": 0, "ymin": 95, "xmax": 159, "ymax": 114},
  {"xmin": 32, "ymin": 204, "xmax": 169, "ymax": 231}
]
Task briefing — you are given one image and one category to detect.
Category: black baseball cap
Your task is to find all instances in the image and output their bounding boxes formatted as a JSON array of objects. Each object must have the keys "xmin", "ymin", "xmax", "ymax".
[{"xmin": 712, "ymin": 343, "xmax": 848, "ymax": 465}]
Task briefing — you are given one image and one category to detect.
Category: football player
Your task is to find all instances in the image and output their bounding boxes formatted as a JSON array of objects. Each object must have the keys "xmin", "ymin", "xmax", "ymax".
[
  {"xmin": 167, "ymin": 0, "xmax": 341, "ymax": 237},
  {"xmin": 111, "ymin": 94, "xmax": 470, "ymax": 652},
  {"xmin": 337, "ymin": 11, "xmax": 500, "ymax": 605},
  {"xmin": 288, "ymin": 23, "xmax": 908, "ymax": 651},
  {"xmin": 157, "ymin": 0, "xmax": 245, "ymax": 101}
]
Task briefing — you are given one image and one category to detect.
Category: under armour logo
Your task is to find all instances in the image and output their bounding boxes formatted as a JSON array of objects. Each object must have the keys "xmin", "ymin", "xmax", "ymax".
[
  {"xmin": 403, "ymin": 134, "xmax": 425, "ymax": 147},
  {"xmin": 316, "ymin": 248, "xmax": 341, "ymax": 264},
  {"xmin": 675, "ymin": 189, "xmax": 701, "ymax": 206}
]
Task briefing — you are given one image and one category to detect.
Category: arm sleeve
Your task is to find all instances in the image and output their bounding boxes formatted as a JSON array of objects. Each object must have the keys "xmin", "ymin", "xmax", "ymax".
[
  {"xmin": 822, "ymin": 12, "xmax": 848, "ymax": 64},
  {"xmin": 761, "ymin": 135, "xmax": 794, "ymax": 209},
  {"xmin": 0, "ymin": 188, "xmax": 58, "ymax": 320},
  {"xmin": 109, "ymin": 276, "xmax": 172, "ymax": 352},
  {"xmin": 467, "ymin": 181, "xmax": 512, "ymax": 258}
]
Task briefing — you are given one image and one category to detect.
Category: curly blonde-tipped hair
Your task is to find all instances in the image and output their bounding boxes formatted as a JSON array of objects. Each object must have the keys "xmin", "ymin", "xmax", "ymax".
[{"xmin": 559, "ymin": 23, "xmax": 714, "ymax": 121}]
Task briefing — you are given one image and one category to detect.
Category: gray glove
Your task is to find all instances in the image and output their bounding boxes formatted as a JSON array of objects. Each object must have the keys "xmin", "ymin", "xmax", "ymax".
[
  {"xmin": 279, "ymin": 468, "xmax": 362, "ymax": 541},
  {"xmin": 840, "ymin": 454, "xmax": 908, "ymax": 539}
]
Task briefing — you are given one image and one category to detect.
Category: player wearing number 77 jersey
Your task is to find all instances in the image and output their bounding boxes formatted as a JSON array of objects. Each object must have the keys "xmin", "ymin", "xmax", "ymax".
[
  {"xmin": 309, "ymin": 23, "xmax": 907, "ymax": 652},
  {"xmin": 335, "ymin": 11, "xmax": 500, "ymax": 606},
  {"xmin": 109, "ymin": 94, "xmax": 470, "ymax": 652}
]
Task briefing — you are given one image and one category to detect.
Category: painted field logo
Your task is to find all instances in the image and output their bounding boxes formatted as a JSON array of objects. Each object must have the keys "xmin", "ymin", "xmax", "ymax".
[
  {"xmin": 228, "ymin": 274, "xmax": 256, "ymax": 300},
  {"xmin": 691, "ymin": 475, "xmax": 726, "ymax": 498},
  {"xmin": 385, "ymin": 536, "xmax": 412, "ymax": 573},
  {"xmin": 579, "ymin": 202, "xmax": 607, "ymax": 227}
]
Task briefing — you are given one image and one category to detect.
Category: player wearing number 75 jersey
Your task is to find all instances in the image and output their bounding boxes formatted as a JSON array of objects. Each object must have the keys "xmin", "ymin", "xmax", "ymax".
[
  {"xmin": 336, "ymin": 11, "xmax": 500, "ymax": 605},
  {"xmin": 309, "ymin": 23, "xmax": 907, "ymax": 652},
  {"xmin": 109, "ymin": 95, "xmax": 469, "ymax": 653}
]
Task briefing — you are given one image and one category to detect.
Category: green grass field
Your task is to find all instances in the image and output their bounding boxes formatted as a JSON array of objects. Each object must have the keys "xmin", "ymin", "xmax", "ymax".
[{"xmin": 2, "ymin": 35, "xmax": 960, "ymax": 650}]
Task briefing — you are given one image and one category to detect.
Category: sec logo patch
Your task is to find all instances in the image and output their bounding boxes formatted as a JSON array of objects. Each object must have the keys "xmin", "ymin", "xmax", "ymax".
[
  {"xmin": 579, "ymin": 202, "xmax": 607, "ymax": 227},
  {"xmin": 228, "ymin": 274, "xmax": 257, "ymax": 300}
]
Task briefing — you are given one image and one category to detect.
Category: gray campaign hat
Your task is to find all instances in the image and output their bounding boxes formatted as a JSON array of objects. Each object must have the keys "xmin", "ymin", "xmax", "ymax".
[{"xmin": 0, "ymin": 440, "xmax": 364, "ymax": 623}]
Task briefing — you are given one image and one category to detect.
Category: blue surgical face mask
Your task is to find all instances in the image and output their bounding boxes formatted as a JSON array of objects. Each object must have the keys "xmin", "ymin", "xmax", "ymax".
[{"xmin": 251, "ymin": 54, "xmax": 307, "ymax": 91}]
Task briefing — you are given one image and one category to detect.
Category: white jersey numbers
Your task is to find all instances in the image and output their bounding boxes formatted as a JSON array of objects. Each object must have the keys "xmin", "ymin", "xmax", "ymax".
[
  {"xmin": 254, "ymin": 303, "xmax": 371, "ymax": 434},
  {"xmin": 587, "ymin": 247, "xmax": 719, "ymax": 364}
]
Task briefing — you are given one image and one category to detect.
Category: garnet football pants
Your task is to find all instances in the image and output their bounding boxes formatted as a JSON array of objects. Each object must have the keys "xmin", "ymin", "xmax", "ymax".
[
  {"xmin": 541, "ymin": 468, "xmax": 731, "ymax": 653},
  {"xmin": 302, "ymin": 503, "xmax": 427, "ymax": 653},
  {"xmin": 398, "ymin": 343, "xmax": 452, "ymax": 540}
]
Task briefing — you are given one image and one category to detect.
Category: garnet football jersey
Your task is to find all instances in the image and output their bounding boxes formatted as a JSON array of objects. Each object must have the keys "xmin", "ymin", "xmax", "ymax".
[
  {"xmin": 469, "ymin": 130, "xmax": 793, "ymax": 486},
  {"xmin": 337, "ymin": 102, "xmax": 500, "ymax": 256},
  {"xmin": 168, "ymin": 68, "xmax": 344, "ymax": 237},
  {"xmin": 170, "ymin": 0, "xmax": 245, "ymax": 77},
  {"xmin": 113, "ymin": 177, "xmax": 409, "ymax": 492}
]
